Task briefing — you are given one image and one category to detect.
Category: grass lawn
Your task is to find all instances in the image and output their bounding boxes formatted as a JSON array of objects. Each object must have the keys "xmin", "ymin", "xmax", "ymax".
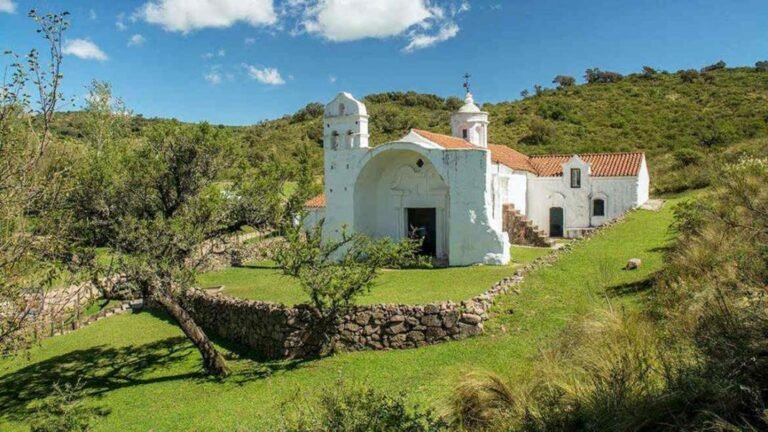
[
  {"xmin": 197, "ymin": 246, "xmax": 551, "ymax": 305},
  {"xmin": 0, "ymin": 200, "xmax": 681, "ymax": 431}
]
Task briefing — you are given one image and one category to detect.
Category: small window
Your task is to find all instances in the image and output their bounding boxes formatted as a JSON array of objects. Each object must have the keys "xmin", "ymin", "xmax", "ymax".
[
  {"xmin": 339, "ymin": 103, "xmax": 346, "ymax": 116},
  {"xmin": 570, "ymin": 168, "xmax": 581, "ymax": 188},
  {"xmin": 331, "ymin": 131, "xmax": 340, "ymax": 149},
  {"xmin": 593, "ymin": 198, "xmax": 605, "ymax": 216},
  {"xmin": 462, "ymin": 129, "xmax": 468, "ymax": 139}
]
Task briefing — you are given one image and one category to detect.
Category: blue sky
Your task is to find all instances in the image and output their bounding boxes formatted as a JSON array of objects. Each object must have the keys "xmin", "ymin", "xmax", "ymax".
[{"xmin": 1, "ymin": 0, "xmax": 766, "ymax": 125}]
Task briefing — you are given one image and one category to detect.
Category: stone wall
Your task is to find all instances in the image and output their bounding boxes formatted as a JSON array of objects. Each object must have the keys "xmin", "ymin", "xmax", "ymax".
[{"xmin": 181, "ymin": 273, "xmax": 525, "ymax": 360}]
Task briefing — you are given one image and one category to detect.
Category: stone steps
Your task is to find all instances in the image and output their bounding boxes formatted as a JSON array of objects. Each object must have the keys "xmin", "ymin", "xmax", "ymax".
[{"xmin": 502, "ymin": 204, "xmax": 553, "ymax": 247}]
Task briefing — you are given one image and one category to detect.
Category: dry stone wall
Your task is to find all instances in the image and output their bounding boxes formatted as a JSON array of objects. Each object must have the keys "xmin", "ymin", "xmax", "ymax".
[{"xmin": 181, "ymin": 273, "xmax": 525, "ymax": 360}]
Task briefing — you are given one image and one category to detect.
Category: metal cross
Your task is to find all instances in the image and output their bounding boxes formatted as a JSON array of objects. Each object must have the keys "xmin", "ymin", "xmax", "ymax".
[{"xmin": 463, "ymin": 73, "xmax": 471, "ymax": 94}]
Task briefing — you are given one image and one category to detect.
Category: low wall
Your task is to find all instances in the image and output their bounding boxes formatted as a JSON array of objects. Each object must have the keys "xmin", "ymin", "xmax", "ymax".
[{"xmin": 182, "ymin": 274, "xmax": 525, "ymax": 360}]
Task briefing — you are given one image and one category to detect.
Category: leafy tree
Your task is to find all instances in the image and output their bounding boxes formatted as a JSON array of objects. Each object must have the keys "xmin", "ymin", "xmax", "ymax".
[
  {"xmin": 77, "ymin": 122, "xmax": 240, "ymax": 376},
  {"xmin": 0, "ymin": 10, "xmax": 74, "ymax": 353},
  {"xmin": 519, "ymin": 89, "xmax": 529, "ymax": 98},
  {"xmin": 552, "ymin": 75, "xmax": 576, "ymax": 89},
  {"xmin": 533, "ymin": 84, "xmax": 544, "ymax": 96},
  {"xmin": 81, "ymin": 80, "xmax": 130, "ymax": 153},
  {"xmin": 755, "ymin": 60, "xmax": 768, "ymax": 72}
]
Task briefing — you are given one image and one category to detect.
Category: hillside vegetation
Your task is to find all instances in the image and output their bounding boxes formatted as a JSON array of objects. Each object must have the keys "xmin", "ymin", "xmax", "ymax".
[{"xmin": 51, "ymin": 65, "xmax": 768, "ymax": 194}]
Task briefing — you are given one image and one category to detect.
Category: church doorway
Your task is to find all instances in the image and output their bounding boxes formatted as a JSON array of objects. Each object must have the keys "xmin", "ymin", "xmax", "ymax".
[
  {"xmin": 549, "ymin": 207, "xmax": 564, "ymax": 237},
  {"xmin": 407, "ymin": 208, "xmax": 437, "ymax": 257}
]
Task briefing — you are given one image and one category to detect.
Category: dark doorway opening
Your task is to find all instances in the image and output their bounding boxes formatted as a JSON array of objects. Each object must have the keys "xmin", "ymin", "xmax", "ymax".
[
  {"xmin": 407, "ymin": 208, "xmax": 437, "ymax": 257},
  {"xmin": 549, "ymin": 207, "xmax": 564, "ymax": 238}
]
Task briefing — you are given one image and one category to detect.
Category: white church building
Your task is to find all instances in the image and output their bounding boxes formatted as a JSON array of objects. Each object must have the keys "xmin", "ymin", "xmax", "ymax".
[{"xmin": 304, "ymin": 91, "xmax": 649, "ymax": 266}]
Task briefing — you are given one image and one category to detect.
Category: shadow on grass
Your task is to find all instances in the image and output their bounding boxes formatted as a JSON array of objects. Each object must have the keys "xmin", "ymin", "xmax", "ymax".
[
  {"xmin": 608, "ymin": 272, "xmax": 659, "ymax": 296},
  {"xmin": 0, "ymin": 310, "xmax": 314, "ymax": 423}
]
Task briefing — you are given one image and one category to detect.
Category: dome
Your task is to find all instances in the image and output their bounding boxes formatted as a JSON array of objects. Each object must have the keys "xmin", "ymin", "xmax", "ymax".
[{"xmin": 457, "ymin": 92, "xmax": 481, "ymax": 113}]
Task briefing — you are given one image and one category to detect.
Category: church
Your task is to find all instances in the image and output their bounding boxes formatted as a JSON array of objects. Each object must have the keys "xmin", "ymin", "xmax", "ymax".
[{"xmin": 304, "ymin": 89, "xmax": 649, "ymax": 266}]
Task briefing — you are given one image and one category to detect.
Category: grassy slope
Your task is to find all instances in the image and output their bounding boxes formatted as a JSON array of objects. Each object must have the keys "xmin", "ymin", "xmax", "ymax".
[
  {"xmin": 0, "ymin": 200, "xmax": 678, "ymax": 431},
  {"xmin": 196, "ymin": 246, "xmax": 550, "ymax": 305}
]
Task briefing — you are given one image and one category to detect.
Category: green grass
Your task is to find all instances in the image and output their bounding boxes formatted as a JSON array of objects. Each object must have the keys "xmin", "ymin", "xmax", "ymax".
[
  {"xmin": 196, "ymin": 246, "xmax": 551, "ymax": 305},
  {"xmin": 0, "ymin": 201, "xmax": 680, "ymax": 431}
]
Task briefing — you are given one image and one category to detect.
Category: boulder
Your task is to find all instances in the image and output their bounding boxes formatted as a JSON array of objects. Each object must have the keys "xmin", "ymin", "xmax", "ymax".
[{"xmin": 625, "ymin": 258, "xmax": 642, "ymax": 270}]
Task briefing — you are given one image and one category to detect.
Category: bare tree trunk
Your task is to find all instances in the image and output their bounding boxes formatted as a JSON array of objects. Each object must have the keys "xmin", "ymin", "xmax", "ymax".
[{"xmin": 154, "ymin": 293, "xmax": 230, "ymax": 377}]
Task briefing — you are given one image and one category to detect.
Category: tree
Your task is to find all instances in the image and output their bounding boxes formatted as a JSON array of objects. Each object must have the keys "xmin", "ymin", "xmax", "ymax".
[
  {"xmin": 552, "ymin": 75, "xmax": 576, "ymax": 89},
  {"xmin": 79, "ymin": 122, "xmax": 240, "ymax": 376},
  {"xmin": 755, "ymin": 60, "xmax": 768, "ymax": 72},
  {"xmin": 520, "ymin": 89, "xmax": 529, "ymax": 98},
  {"xmin": 701, "ymin": 60, "xmax": 726, "ymax": 72},
  {"xmin": 522, "ymin": 118, "xmax": 556, "ymax": 144},
  {"xmin": 640, "ymin": 66, "xmax": 658, "ymax": 79},
  {"xmin": 0, "ymin": 10, "xmax": 73, "ymax": 353},
  {"xmin": 82, "ymin": 80, "xmax": 130, "ymax": 153},
  {"xmin": 274, "ymin": 224, "xmax": 427, "ymax": 350},
  {"xmin": 584, "ymin": 68, "xmax": 623, "ymax": 84}
]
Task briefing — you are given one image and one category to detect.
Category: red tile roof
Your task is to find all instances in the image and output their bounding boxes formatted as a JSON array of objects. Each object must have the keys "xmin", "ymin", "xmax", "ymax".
[
  {"xmin": 304, "ymin": 193, "xmax": 326, "ymax": 208},
  {"xmin": 488, "ymin": 144, "xmax": 537, "ymax": 174},
  {"xmin": 412, "ymin": 129, "xmax": 476, "ymax": 149},
  {"xmin": 529, "ymin": 152, "xmax": 644, "ymax": 177}
]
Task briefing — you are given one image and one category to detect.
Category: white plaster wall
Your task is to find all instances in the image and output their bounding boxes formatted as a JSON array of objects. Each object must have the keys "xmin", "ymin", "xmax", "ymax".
[
  {"xmin": 636, "ymin": 156, "xmax": 650, "ymax": 206},
  {"xmin": 527, "ymin": 172, "xmax": 642, "ymax": 237},
  {"xmin": 489, "ymin": 163, "xmax": 528, "ymax": 232}
]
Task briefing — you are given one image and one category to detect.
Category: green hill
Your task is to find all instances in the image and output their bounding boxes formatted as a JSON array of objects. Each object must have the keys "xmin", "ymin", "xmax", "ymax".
[{"xmin": 52, "ymin": 65, "xmax": 768, "ymax": 194}]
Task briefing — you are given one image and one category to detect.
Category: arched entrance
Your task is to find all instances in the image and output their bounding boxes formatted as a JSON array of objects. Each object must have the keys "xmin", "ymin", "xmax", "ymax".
[{"xmin": 354, "ymin": 148, "xmax": 449, "ymax": 259}]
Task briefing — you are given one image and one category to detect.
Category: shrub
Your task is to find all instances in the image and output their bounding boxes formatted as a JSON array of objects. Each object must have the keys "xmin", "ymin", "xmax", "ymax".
[
  {"xmin": 679, "ymin": 69, "xmax": 699, "ymax": 83},
  {"xmin": 522, "ymin": 118, "xmax": 556, "ymax": 144},
  {"xmin": 281, "ymin": 380, "xmax": 447, "ymax": 432},
  {"xmin": 30, "ymin": 381, "xmax": 108, "ymax": 432},
  {"xmin": 673, "ymin": 147, "xmax": 704, "ymax": 166},
  {"xmin": 701, "ymin": 60, "xmax": 726, "ymax": 72},
  {"xmin": 640, "ymin": 66, "xmax": 658, "ymax": 78},
  {"xmin": 756, "ymin": 60, "xmax": 768, "ymax": 72}
]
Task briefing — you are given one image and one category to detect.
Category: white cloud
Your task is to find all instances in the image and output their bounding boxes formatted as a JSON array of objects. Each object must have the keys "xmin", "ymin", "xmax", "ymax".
[
  {"xmin": 244, "ymin": 37, "xmax": 256, "ymax": 45},
  {"xmin": 243, "ymin": 65, "xmax": 285, "ymax": 85},
  {"xmin": 302, "ymin": 0, "xmax": 431, "ymax": 42},
  {"xmin": 0, "ymin": 0, "xmax": 16, "ymax": 14},
  {"xmin": 136, "ymin": 0, "xmax": 277, "ymax": 33},
  {"xmin": 116, "ymin": 13, "xmax": 128, "ymax": 31},
  {"xmin": 128, "ymin": 34, "xmax": 146, "ymax": 47},
  {"xmin": 204, "ymin": 71, "xmax": 222, "ymax": 84},
  {"xmin": 202, "ymin": 49, "xmax": 226, "ymax": 59},
  {"xmin": 403, "ymin": 22, "xmax": 459, "ymax": 53},
  {"xmin": 62, "ymin": 39, "xmax": 108, "ymax": 61},
  {"xmin": 89, "ymin": 9, "xmax": 97, "ymax": 20},
  {"xmin": 217, "ymin": 48, "xmax": 226, "ymax": 57},
  {"xmin": 328, "ymin": 75, "xmax": 336, "ymax": 84}
]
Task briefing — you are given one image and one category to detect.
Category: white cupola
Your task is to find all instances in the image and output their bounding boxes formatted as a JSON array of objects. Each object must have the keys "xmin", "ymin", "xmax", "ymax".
[
  {"xmin": 323, "ymin": 92, "xmax": 369, "ymax": 150},
  {"xmin": 451, "ymin": 91, "xmax": 489, "ymax": 148}
]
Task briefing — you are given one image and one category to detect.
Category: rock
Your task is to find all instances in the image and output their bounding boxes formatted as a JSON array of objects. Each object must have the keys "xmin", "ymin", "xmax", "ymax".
[
  {"xmin": 354, "ymin": 312, "xmax": 372, "ymax": 326},
  {"xmin": 389, "ymin": 315, "xmax": 405, "ymax": 323},
  {"xmin": 424, "ymin": 304, "xmax": 440, "ymax": 314},
  {"xmin": 421, "ymin": 314, "xmax": 442, "ymax": 327},
  {"xmin": 405, "ymin": 316, "xmax": 419, "ymax": 326},
  {"xmin": 442, "ymin": 310, "xmax": 460, "ymax": 328},
  {"xmin": 425, "ymin": 327, "xmax": 446, "ymax": 339},
  {"xmin": 386, "ymin": 323, "xmax": 407, "ymax": 334},
  {"xmin": 343, "ymin": 322, "xmax": 360, "ymax": 332},
  {"xmin": 407, "ymin": 331, "xmax": 425, "ymax": 342},
  {"xmin": 460, "ymin": 313, "xmax": 482, "ymax": 324},
  {"xmin": 625, "ymin": 258, "xmax": 642, "ymax": 270},
  {"xmin": 364, "ymin": 325, "xmax": 379, "ymax": 335}
]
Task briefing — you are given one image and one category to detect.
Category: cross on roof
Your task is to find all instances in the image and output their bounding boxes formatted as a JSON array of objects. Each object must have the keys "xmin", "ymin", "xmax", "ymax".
[{"xmin": 463, "ymin": 73, "xmax": 471, "ymax": 94}]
